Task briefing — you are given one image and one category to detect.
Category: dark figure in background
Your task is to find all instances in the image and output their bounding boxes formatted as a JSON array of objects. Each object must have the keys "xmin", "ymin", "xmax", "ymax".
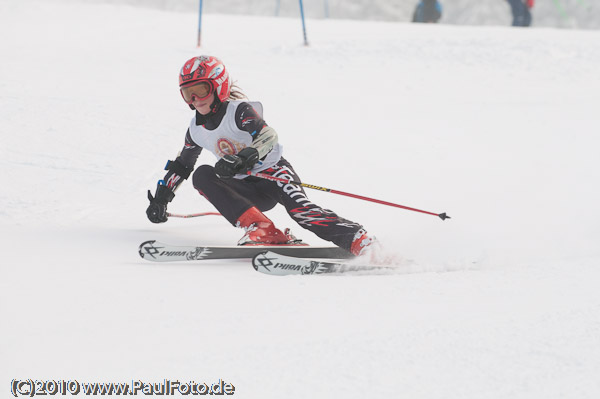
[
  {"xmin": 507, "ymin": 0, "xmax": 533, "ymax": 27},
  {"xmin": 412, "ymin": 0, "xmax": 442, "ymax": 23}
]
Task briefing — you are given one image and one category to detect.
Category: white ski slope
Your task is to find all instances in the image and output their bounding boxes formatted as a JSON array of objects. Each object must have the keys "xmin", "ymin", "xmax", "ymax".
[{"xmin": 1, "ymin": 0, "xmax": 600, "ymax": 398}]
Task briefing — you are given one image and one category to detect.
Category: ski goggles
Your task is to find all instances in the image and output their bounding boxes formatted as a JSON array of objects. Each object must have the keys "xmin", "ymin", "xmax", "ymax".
[{"xmin": 180, "ymin": 81, "xmax": 214, "ymax": 104}]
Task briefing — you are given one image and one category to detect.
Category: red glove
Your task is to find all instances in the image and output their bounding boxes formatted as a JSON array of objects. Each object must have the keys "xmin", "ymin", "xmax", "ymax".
[{"xmin": 526, "ymin": 0, "xmax": 534, "ymax": 8}]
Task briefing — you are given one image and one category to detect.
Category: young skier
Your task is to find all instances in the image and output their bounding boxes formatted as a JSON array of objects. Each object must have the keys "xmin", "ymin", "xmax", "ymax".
[{"xmin": 146, "ymin": 55, "xmax": 375, "ymax": 256}]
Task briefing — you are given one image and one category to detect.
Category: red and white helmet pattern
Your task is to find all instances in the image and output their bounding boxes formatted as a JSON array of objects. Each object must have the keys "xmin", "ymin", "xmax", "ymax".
[{"xmin": 179, "ymin": 55, "xmax": 231, "ymax": 103}]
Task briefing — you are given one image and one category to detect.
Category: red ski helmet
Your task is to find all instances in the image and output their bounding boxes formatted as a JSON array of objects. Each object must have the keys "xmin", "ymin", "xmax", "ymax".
[{"xmin": 179, "ymin": 55, "xmax": 231, "ymax": 104}]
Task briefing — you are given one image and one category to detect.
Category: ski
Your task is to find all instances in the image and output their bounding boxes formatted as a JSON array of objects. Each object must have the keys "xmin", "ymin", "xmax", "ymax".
[
  {"xmin": 252, "ymin": 251, "xmax": 390, "ymax": 276},
  {"xmin": 138, "ymin": 240, "xmax": 353, "ymax": 262}
]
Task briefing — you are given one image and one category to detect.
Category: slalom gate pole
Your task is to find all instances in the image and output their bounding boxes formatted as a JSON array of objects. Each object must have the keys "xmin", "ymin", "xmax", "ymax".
[
  {"xmin": 197, "ymin": 0, "xmax": 203, "ymax": 47},
  {"xmin": 167, "ymin": 212, "xmax": 221, "ymax": 219},
  {"xmin": 299, "ymin": 0, "xmax": 309, "ymax": 46},
  {"xmin": 275, "ymin": 0, "xmax": 281, "ymax": 16},
  {"xmin": 247, "ymin": 171, "xmax": 451, "ymax": 220}
]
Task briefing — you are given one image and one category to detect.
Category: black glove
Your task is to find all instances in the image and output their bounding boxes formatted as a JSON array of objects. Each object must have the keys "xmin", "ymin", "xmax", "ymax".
[
  {"xmin": 146, "ymin": 185, "xmax": 175, "ymax": 223},
  {"xmin": 214, "ymin": 147, "xmax": 259, "ymax": 179}
]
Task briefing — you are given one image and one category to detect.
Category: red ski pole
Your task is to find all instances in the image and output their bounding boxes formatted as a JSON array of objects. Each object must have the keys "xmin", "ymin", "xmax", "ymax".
[
  {"xmin": 167, "ymin": 211, "xmax": 221, "ymax": 218},
  {"xmin": 247, "ymin": 171, "xmax": 450, "ymax": 220}
]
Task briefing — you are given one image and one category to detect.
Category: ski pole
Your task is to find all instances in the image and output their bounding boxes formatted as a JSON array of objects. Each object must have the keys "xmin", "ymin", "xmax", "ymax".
[
  {"xmin": 247, "ymin": 171, "xmax": 450, "ymax": 220},
  {"xmin": 167, "ymin": 211, "xmax": 221, "ymax": 218}
]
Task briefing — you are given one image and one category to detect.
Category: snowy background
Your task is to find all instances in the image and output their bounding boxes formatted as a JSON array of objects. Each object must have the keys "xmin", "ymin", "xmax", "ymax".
[
  {"xmin": 55, "ymin": 0, "xmax": 600, "ymax": 29},
  {"xmin": 1, "ymin": 0, "xmax": 600, "ymax": 398}
]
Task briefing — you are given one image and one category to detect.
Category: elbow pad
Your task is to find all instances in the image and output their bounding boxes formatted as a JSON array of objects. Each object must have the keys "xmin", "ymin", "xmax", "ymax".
[{"xmin": 251, "ymin": 126, "xmax": 278, "ymax": 159}]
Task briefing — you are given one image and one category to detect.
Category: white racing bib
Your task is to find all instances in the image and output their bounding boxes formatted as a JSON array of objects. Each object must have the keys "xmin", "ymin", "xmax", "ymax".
[{"xmin": 188, "ymin": 101, "xmax": 283, "ymax": 178}]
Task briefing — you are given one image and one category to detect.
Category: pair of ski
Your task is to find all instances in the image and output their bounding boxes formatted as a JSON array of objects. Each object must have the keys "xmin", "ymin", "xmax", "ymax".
[{"xmin": 139, "ymin": 240, "xmax": 385, "ymax": 276}]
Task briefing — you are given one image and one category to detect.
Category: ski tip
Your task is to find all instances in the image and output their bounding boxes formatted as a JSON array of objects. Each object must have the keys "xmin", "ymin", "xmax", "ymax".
[
  {"xmin": 438, "ymin": 212, "xmax": 451, "ymax": 221},
  {"xmin": 138, "ymin": 240, "xmax": 157, "ymax": 259},
  {"xmin": 252, "ymin": 251, "xmax": 280, "ymax": 274}
]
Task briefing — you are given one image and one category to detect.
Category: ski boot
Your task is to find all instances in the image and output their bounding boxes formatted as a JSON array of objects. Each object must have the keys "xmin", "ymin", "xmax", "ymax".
[
  {"xmin": 350, "ymin": 229, "xmax": 398, "ymax": 265},
  {"xmin": 350, "ymin": 229, "xmax": 377, "ymax": 256},
  {"xmin": 236, "ymin": 207, "xmax": 303, "ymax": 246}
]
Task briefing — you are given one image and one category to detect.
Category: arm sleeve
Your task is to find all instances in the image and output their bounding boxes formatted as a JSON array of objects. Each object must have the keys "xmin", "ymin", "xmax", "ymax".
[
  {"xmin": 234, "ymin": 102, "xmax": 278, "ymax": 159},
  {"xmin": 162, "ymin": 129, "xmax": 203, "ymax": 191},
  {"xmin": 177, "ymin": 129, "xmax": 203, "ymax": 167}
]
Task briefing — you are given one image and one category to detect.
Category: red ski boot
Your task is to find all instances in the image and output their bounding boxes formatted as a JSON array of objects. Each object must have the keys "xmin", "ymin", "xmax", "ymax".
[
  {"xmin": 236, "ymin": 207, "xmax": 302, "ymax": 246},
  {"xmin": 350, "ymin": 228, "xmax": 377, "ymax": 256},
  {"xmin": 350, "ymin": 229, "xmax": 397, "ymax": 265}
]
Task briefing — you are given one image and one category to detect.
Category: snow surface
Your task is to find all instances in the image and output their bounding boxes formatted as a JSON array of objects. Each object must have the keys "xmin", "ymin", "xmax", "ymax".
[{"xmin": 1, "ymin": 0, "xmax": 600, "ymax": 398}]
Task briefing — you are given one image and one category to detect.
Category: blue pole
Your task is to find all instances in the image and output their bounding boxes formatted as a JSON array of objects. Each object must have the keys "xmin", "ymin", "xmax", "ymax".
[
  {"xmin": 299, "ymin": 0, "xmax": 309, "ymax": 46},
  {"xmin": 197, "ymin": 0, "xmax": 203, "ymax": 47},
  {"xmin": 275, "ymin": 0, "xmax": 281, "ymax": 16},
  {"xmin": 324, "ymin": 0, "xmax": 329, "ymax": 18}
]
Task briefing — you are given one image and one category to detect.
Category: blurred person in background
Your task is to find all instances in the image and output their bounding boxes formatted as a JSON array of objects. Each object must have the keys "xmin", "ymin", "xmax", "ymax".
[
  {"xmin": 412, "ymin": 0, "xmax": 442, "ymax": 23},
  {"xmin": 507, "ymin": 0, "xmax": 534, "ymax": 27}
]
